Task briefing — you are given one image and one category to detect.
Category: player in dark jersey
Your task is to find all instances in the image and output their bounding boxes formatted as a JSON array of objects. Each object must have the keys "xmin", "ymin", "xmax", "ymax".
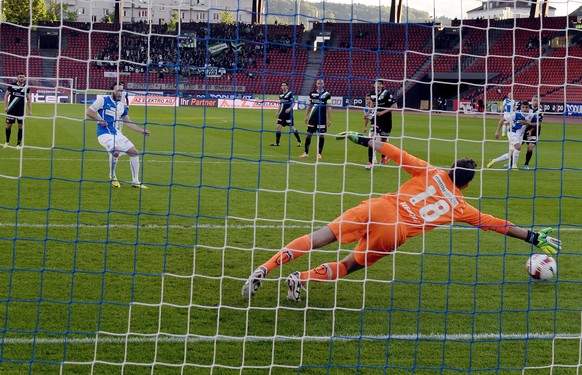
[
  {"xmin": 270, "ymin": 82, "xmax": 301, "ymax": 147},
  {"xmin": 3, "ymin": 73, "xmax": 32, "ymax": 149},
  {"xmin": 120, "ymin": 81, "xmax": 130, "ymax": 111},
  {"xmin": 522, "ymin": 96, "xmax": 543, "ymax": 170},
  {"xmin": 362, "ymin": 94, "xmax": 377, "ymax": 169},
  {"xmin": 300, "ymin": 79, "xmax": 332, "ymax": 159},
  {"xmin": 368, "ymin": 80, "xmax": 397, "ymax": 165}
]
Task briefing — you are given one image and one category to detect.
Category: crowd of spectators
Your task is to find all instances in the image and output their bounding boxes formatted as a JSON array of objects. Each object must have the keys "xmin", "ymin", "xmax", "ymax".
[{"xmin": 92, "ymin": 21, "xmax": 299, "ymax": 78}]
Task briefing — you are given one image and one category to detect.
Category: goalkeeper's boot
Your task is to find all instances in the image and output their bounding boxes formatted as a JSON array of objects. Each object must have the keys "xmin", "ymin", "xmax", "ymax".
[
  {"xmin": 286, "ymin": 271, "xmax": 303, "ymax": 302},
  {"xmin": 3, "ymin": 142, "xmax": 8, "ymax": 149},
  {"xmin": 317, "ymin": 154, "xmax": 322, "ymax": 159},
  {"xmin": 524, "ymin": 164, "xmax": 530, "ymax": 170},
  {"xmin": 299, "ymin": 153, "xmax": 308, "ymax": 158},
  {"xmin": 242, "ymin": 266, "xmax": 268, "ymax": 298},
  {"xmin": 110, "ymin": 175, "xmax": 121, "ymax": 188},
  {"xmin": 270, "ymin": 143, "xmax": 280, "ymax": 147},
  {"xmin": 486, "ymin": 159, "xmax": 495, "ymax": 168},
  {"xmin": 15, "ymin": 143, "xmax": 21, "ymax": 150},
  {"xmin": 365, "ymin": 162, "xmax": 373, "ymax": 170},
  {"xmin": 297, "ymin": 142, "xmax": 302, "ymax": 147}
]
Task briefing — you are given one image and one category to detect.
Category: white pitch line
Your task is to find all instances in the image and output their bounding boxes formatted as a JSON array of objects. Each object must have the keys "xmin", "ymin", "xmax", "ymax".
[
  {"xmin": 1, "ymin": 222, "xmax": 581, "ymax": 231},
  {"xmin": 0, "ymin": 223, "xmax": 313, "ymax": 230},
  {"xmin": 0, "ymin": 157, "xmax": 264, "ymax": 164},
  {"xmin": 0, "ymin": 150, "xmax": 294, "ymax": 163},
  {"xmin": 1, "ymin": 222, "xmax": 581, "ymax": 232},
  {"xmin": 1, "ymin": 332, "xmax": 580, "ymax": 345}
]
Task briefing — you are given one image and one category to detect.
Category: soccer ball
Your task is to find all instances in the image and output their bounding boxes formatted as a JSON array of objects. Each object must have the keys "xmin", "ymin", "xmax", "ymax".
[{"xmin": 525, "ymin": 254, "xmax": 557, "ymax": 280}]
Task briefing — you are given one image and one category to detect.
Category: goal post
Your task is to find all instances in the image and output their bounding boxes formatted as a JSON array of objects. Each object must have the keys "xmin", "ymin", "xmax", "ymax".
[{"xmin": 0, "ymin": 2, "xmax": 580, "ymax": 374}]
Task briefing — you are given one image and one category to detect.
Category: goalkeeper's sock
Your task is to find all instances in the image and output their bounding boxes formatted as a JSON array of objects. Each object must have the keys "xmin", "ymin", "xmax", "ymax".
[
  {"xmin": 263, "ymin": 235, "xmax": 311, "ymax": 272},
  {"xmin": 5, "ymin": 128, "xmax": 11, "ymax": 143},
  {"xmin": 17, "ymin": 128, "xmax": 22, "ymax": 145},
  {"xmin": 275, "ymin": 131, "xmax": 281, "ymax": 145},
  {"xmin": 300, "ymin": 262, "xmax": 348, "ymax": 282},
  {"xmin": 293, "ymin": 130, "xmax": 301, "ymax": 143},
  {"xmin": 368, "ymin": 147, "xmax": 374, "ymax": 163},
  {"xmin": 318, "ymin": 136, "xmax": 325, "ymax": 155},
  {"xmin": 304, "ymin": 136, "xmax": 312, "ymax": 154},
  {"xmin": 525, "ymin": 150, "xmax": 533, "ymax": 165}
]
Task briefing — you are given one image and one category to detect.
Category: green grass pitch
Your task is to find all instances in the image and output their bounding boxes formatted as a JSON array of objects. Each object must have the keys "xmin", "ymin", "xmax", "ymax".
[{"xmin": 0, "ymin": 103, "xmax": 580, "ymax": 374}]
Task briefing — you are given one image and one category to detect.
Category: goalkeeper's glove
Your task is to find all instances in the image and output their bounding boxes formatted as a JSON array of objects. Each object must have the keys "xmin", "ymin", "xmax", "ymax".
[
  {"xmin": 336, "ymin": 131, "xmax": 370, "ymax": 147},
  {"xmin": 525, "ymin": 227, "xmax": 561, "ymax": 255}
]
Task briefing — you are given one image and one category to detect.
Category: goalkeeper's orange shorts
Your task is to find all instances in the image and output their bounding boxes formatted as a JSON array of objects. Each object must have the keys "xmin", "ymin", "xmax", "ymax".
[{"xmin": 327, "ymin": 197, "xmax": 407, "ymax": 267}]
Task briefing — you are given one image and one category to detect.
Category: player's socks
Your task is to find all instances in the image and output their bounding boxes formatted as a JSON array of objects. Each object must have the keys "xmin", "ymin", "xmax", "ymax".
[
  {"xmin": 525, "ymin": 150, "xmax": 533, "ymax": 165},
  {"xmin": 492, "ymin": 153, "xmax": 509, "ymax": 164},
  {"xmin": 318, "ymin": 136, "xmax": 325, "ymax": 155},
  {"xmin": 304, "ymin": 137, "xmax": 312, "ymax": 154},
  {"xmin": 368, "ymin": 147, "xmax": 374, "ymax": 163},
  {"xmin": 130, "ymin": 156, "xmax": 140, "ymax": 184},
  {"xmin": 17, "ymin": 129, "xmax": 22, "ymax": 145},
  {"xmin": 293, "ymin": 130, "xmax": 301, "ymax": 144},
  {"xmin": 5, "ymin": 128, "xmax": 11, "ymax": 144},
  {"xmin": 512, "ymin": 150, "xmax": 520, "ymax": 168},
  {"xmin": 262, "ymin": 234, "xmax": 311, "ymax": 273},
  {"xmin": 109, "ymin": 154, "xmax": 119, "ymax": 179},
  {"xmin": 275, "ymin": 131, "xmax": 281, "ymax": 145},
  {"xmin": 300, "ymin": 262, "xmax": 347, "ymax": 282}
]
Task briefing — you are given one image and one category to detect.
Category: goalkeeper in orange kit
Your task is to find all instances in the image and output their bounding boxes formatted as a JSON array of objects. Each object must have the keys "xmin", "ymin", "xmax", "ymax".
[{"xmin": 242, "ymin": 131, "xmax": 562, "ymax": 302}]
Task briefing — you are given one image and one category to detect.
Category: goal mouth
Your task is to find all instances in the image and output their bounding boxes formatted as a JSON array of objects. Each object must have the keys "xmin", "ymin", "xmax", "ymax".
[{"xmin": 0, "ymin": 3, "xmax": 577, "ymax": 374}]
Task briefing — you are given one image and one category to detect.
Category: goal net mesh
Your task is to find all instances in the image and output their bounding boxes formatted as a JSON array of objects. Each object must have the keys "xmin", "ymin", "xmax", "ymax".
[{"xmin": 0, "ymin": 1, "xmax": 579, "ymax": 373}]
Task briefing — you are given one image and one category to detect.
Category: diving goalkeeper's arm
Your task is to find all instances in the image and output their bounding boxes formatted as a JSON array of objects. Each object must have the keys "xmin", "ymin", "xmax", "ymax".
[{"xmin": 337, "ymin": 131, "xmax": 562, "ymax": 256}]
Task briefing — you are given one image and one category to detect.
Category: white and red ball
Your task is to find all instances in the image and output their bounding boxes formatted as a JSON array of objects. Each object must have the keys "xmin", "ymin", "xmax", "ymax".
[{"xmin": 525, "ymin": 254, "xmax": 557, "ymax": 280}]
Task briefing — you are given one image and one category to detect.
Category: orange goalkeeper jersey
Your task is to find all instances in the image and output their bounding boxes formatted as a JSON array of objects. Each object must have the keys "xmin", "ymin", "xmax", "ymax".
[{"xmin": 380, "ymin": 143, "xmax": 511, "ymax": 238}]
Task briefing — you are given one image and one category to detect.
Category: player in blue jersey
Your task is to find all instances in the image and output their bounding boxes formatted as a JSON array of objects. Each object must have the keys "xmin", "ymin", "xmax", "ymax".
[
  {"xmin": 494, "ymin": 93, "xmax": 515, "ymax": 139},
  {"xmin": 487, "ymin": 100, "xmax": 534, "ymax": 170},
  {"xmin": 270, "ymin": 82, "xmax": 302, "ymax": 147},
  {"xmin": 86, "ymin": 83, "xmax": 151, "ymax": 188},
  {"xmin": 3, "ymin": 73, "xmax": 32, "ymax": 149},
  {"xmin": 299, "ymin": 79, "xmax": 332, "ymax": 159}
]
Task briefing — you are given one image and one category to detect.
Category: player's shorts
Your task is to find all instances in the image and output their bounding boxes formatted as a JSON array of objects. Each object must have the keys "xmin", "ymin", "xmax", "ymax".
[
  {"xmin": 376, "ymin": 118, "xmax": 393, "ymax": 135},
  {"xmin": 277, "ymin": 116, "xmax": 293, "ymax": 127},
  {"xmin": 98, "ymin": 133, "xmax": 135, "ymax": 153},
  {"xmin": 522, "ymin": 125, "xmax": 541, "ymax": 144},
  {"xmin": 306, "ymin": 124, "xmax": 327, "ymax": 134},
  {"xmin": 371, "ymin": 125, "xmax": 390, "ymax": 137},
  {"xmin": 327, "ymin": 197, "xmax": 408, "ymax": 267},
  {"xmin": 5, "ymin": 115, "xmax": 24, "ymax": 125},
  {"xmin": 508, "ymin": 127, "xmax": 526, "ymax": 147}
]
